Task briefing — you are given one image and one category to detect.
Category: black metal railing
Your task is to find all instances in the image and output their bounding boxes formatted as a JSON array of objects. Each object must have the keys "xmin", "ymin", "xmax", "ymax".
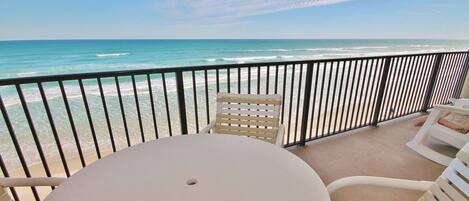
[{"xmin": 0, "ymin": 50, "xmax": 468, "ymax": 201}]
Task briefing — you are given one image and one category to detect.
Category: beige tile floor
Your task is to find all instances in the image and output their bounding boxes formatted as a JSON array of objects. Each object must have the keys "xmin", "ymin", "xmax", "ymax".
[
  {"xmin": 289, "ymin": 113, "xmax": 457, "ymax": 201},
  {"xmin": 10, "ymin": 113, "xmax": 458, "ymax": 201}
]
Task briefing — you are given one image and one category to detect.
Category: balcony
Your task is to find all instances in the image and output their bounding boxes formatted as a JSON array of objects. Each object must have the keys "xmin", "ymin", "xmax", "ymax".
[{"xmin": 0, "ymin": 51, "xmax": 468, "ymax": 201}]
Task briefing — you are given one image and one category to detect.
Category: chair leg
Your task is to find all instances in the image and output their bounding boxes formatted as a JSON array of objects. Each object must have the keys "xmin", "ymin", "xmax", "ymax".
[{"xmin": 406, "ymin": 141, "xmax": 453, "ymax": 166}]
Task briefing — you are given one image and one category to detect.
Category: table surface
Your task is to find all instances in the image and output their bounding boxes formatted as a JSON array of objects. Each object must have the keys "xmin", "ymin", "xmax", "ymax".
[{"xmin": 45, "ymin": 134, "xmax": 330, "ymax": 201}]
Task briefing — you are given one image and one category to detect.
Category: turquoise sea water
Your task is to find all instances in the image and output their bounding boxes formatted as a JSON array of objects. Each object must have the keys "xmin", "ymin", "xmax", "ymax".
[
  {"xmin": 1, "ymin": 39, "xmax": 469, "ymax": 79},
  {"xmin": 0, "ymin": 39, "xmax": 468, "ymax": 172}
]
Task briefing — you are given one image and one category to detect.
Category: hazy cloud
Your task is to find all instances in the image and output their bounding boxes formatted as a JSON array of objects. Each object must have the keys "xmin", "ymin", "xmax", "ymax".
[{"xmin": 162, "ymin": 0, "xmax": 349, "ymax": 19}]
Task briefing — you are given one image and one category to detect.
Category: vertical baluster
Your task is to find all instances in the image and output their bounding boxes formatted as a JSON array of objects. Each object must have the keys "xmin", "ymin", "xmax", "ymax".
[
  {"xmin": 266, "ymin": 65, "xmax": 270, "ymax": 94},
  {"xmin": 414, "ymin": 56, "xmax": 433, "ymax": 112},
  {"xmin": 354, "ymin": 59, "xmax": 369, "ymax": 128},
  {"xmin": 131, "ymin": 75, "xmax": 145, "ymax": 142},
  {"xmin": 403, "ymin": 56, "xmax": 422, "ymax": 115},
  {"xmin": 216, "ymin": 69, "xmax": 220, "ymax": 93},
  {"xmin": 338, "ymin": 60, "xmax": 352, "ymax": 132},
  {"xmin": 97, "ymin": 78, "xmax": 116, "ymax": 152},
  {"xmin": 204, "ymin": 70, "xmax": 210, "ymax": 124},
  {"xmin": 386, "ymin": 57, "xmax": 405, "ymax": 120},
  {"xmin": 227, "ymin": 68, "xmax": 231, "ymax": 93},
  {"xmin": 0, "ymin": 94, "xmax": 40, "ymax": 201},
  {"xmin": 286, "ymin": 64, "xmax": 296, "ymax": 144},
  {"xmin": 299, "ymin": 62, "xmax": 314, "ymax": 146},
  {"xmin": 78, "ymin": 79, "xmax": 101, "ymax": 158},
  {"xmin": 16, "ymin": 84, "xmax": 54, "ymax": 178},
  {"xmin": 443, "ymin": 54, "xmax": 464, "ymax": 102},
  {"xmin": 360, "ymin": 59, "xmax": 375, "ymax": 125},
  {"xmin": 58, "ymin": 81, "xmax": 86, "ymax": 167},
  {"xmin": 114, "ymin": 77, "xmax": 131, "ymax": 147},
  {"xmin": 454, "ymin": 53, "xmax": 469, "ymax": 97},
  {"xmin": 430, "ymin": 55, "xmax": 450, "ymax": 106},
  {"xmin": 293, "ymin": 64, "xmax": 304, "ymax": 142},
  {"xmin": 281, "ymin": 65, "xmax": 287, "ymax": 124},
  {"xmin": 378, "ymin": 58, "xmax": 396, "ymax": 122},
  {"xmin": 327, "ymin": 61, "xmax": 340, "ymax": 134},
  {"xmin": 345, "ymin": 60, "xmax": 359, "ymax": 129},
  {"xmin": 321, "ymin": 62, "xmax": 334, "ymax": 135},
  {"xmin": 366, "ymin": 59, "xmax": 385, "ymax": 125},
  {"xmin": 410, "ymin": 56, "xmax": 429, "ymax": 112},
  {"xmin": 395, "ymin": 56, "xmax": 412, "ymax": 118},
  {"xmin": 192, "ymin": 71, "xmax": 200, "ymax": 133},
  {"xmin": 0, "ymin": 154, "xmax": 19, "ymax": 201},
  {"xmin": 309, "ymin": 62, "xmax": 320, "ymax": 139},
  {"xmin": 237, "ymin": 68, "xmax": 241, "ymax": 94},
  {"xmin": 316, "ymin": 62, "xmax": 327, "ymax": 137},
  {"xmin": 37, "ymin": 82, "xmax": 71, "ymax": 177},
  {"xmin": 372, "ymin": 57, "xmax": 392, "ymax": 126},
  {"xmin": 350, "ymin": 60, "xmax": 364, "ymax": 128},
  {"xmin": 161, "ymin": 73, "xmax": 173, "ymax": 136},
  {"xmin": 422, "ymin": 54, "xmax": 443, "ymax": 112},
  {"xmin": 248, "ymin": 67, "xmax": 252, "ymax": 94},
  {"xmin": 274, "ymin": 65, "xmax": 279, "ymax": 94},
  {"xmin": 333, "ymin": 61, "xmax": 346, "ymax": 132},
  {"xmin": 147, "ymin": 74, "xmax": 159, "ymax": 139},
  {"xmin": 257, "ymin": 66, "xmax": 261, "ymax": 94},
  {"xmin": 175, "ymin": 71, "xmax": 188, "ymax": 135}
]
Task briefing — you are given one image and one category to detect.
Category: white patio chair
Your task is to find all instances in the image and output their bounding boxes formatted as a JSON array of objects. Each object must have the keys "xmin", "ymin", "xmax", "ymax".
[
  {"xmin": 328, "ymin": 142, "xmax": 469, "ymax": 200},
  {"xmin": 0, "ymin": 177, "xmax": 66, "ymax": 201},
  {"xmin": 200, "ymin": 93, "xmax": 285, "ymax": 146},
  {"xmin": 407, "ymin": 100, "xmax": 469, "ymax": 166}
]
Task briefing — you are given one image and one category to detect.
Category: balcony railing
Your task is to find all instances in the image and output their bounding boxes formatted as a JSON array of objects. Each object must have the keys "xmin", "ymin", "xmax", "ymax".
[{"xmin": 0, "ymin": 50, "xmax": 468, "ymax": 201}]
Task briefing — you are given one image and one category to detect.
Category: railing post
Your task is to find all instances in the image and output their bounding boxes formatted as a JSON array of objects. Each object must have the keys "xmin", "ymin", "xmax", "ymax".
[
  {"xmin": 175, "ymin": 71, "xmax": 188, "ymax": 134},
  {"xmin": 421, "ymin": 53, "xmax": 443, "ymax": 112},
  {"xmin": 454, "ymin": 50, "xmax": 469, "ymax": 98},
  {"xmin": 371, "ymin": 57, "xmax": 392, "ymax": 127},
  {"xmin": 299, "ymin": 62, "xmax": 314, "ymax": 147}
]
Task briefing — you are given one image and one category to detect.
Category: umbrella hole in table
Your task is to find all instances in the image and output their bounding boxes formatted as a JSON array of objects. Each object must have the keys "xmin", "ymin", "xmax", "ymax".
[{"xmin": 186, "ymin": 178, "xmax": 198, "ymax": 186}]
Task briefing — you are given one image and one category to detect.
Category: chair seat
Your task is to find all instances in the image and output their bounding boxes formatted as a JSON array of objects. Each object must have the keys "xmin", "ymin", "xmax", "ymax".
[{"xmin": 429, "ymin": 124, "xmax": 469, "ymax": 148}]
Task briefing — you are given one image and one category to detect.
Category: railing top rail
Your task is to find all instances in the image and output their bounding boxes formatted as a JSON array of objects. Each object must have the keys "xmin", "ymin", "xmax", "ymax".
[{"xmin": 0, "ymin": 50, "xmax": 467, "ymax": 86}]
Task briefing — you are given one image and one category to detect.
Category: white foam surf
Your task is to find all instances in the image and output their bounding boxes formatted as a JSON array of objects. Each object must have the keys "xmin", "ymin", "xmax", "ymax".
[{"xmin": 96, "ymin": 53, "xmax": 129, "ymax": 57}]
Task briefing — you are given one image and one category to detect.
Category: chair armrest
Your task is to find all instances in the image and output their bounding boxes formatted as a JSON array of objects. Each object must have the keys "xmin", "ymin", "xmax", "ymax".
[
  {"xmin": 275, "ymin": 125, "xmax": 285, "ymax": 147},
  {"xmin": 200, "ymin": 120, "xmax": 216, "ymax": 134},
  {"xmin": 0, "ymin": 177, "xmax": 66, "ymax": 187},
  {"xmin": 434, "ymin": 105, "xmax": 469, "ymax": 116},
  {"xmin": 327, "ymin": 176, "xmax": 434, "ymax": 195},
  {"xmin": 451, "ymin": 98, "xmax": 469, "ymax": 107}
]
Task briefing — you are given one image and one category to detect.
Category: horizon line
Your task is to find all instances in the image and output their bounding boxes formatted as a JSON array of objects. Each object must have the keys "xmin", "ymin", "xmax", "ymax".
[{"xmin": 2, "ymin": 38, "xmax": 469, "ymax": 42}]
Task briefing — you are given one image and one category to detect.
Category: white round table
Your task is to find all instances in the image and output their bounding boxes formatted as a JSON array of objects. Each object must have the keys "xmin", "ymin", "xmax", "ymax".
[{"xmin": 45, "ymin": 134, "xmax": 330, "ymax": 201}]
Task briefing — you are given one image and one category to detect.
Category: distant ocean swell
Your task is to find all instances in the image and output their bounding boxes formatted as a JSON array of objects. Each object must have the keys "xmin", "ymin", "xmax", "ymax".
[{"xmin": 205, "ymin": 47, "xmax": 453, "ymax": 64}]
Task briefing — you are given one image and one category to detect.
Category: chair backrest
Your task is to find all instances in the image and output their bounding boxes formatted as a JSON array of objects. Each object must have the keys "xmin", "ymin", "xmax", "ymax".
[
  {"xmin": 420, "ymin": 143, "xmax": 469, "ymax": 201},
  {"xmin": 213, "ymin": 93, "xmax": 282, "ymax": 144}
]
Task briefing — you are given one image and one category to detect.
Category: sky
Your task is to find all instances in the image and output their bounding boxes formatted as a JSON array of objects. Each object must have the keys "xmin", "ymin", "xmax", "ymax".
[{"xmin": 0, "ymin": 0, "xmax": 468, "ymax": 40}]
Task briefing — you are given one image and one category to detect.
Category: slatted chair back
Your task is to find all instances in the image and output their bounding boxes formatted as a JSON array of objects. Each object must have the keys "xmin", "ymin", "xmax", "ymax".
[
  {"xmin": 213, "ymin": 93, "xmax": 282, "ymax": 144},
  {"xmin": 419, "ymin": 143, "xmax": 469, "ymax": 201}
]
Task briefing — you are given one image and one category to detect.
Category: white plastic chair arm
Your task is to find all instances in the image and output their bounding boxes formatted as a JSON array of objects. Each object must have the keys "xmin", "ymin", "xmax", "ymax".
[
  {"xmin": 327, "ymin": 176, "xmax": 434, "ymax": 194},
  {"xmin": 0, "ymin": 177, "xmax": 66, "ymax": 187},
  {"xmin": 434, "ymin": 105, "xmax": 469, "ymax": 116},
  {"xmin": 200, "ymin": 120, "xmax": 216, "ymax": 134},
  {"xmin": 275, "ymin": 125, "xmax": 285, "ymax": 147}
]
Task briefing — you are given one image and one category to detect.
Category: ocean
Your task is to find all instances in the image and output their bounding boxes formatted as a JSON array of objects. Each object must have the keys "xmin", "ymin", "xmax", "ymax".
[
  {"xmin": 0, "ymin": 39, "xmax": 468, "ymax": 172},
  {"xmin": 1, "ymin": 39, "xmax": 468, "ymax": 79}
]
